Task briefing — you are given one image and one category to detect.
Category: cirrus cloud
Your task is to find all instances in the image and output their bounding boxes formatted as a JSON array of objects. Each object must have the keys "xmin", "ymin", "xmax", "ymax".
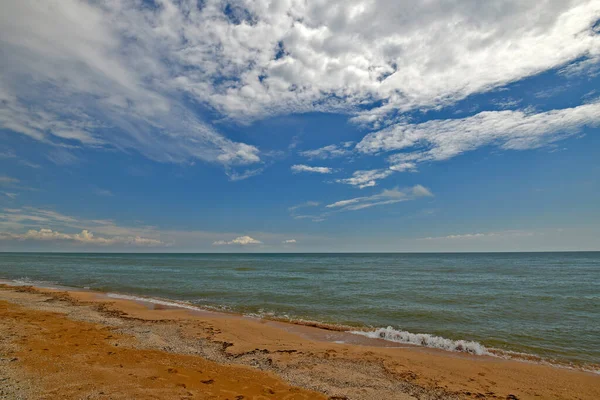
[
  {"xmin": 299, "ymin": 143, "xmax": 354, "ymax": 159},
  {"xmin": 0, "ymin": 176, "xmax": 19, "ymax": 185},
  {"xmin": 2, "ymin": 0, "xmax": 598, "ymax": 177},
  {"xmin": 355, "ymin": 101, "xmax": 600, "ymax": 172},
  {"xmin": 326, "ymin": 185, "xmax": 433, "ymax": 211},
  {"xmin": 335, "ymin": 169, "xmax": 394, "ymax": 189},
  {"xmin": 0, "ymin": 0, "xmax": 261, "ymax": 177},
  {"xmin": 419, "ymin": 230, "xmax": 535, "ymax": 241},
  {"xmin": 291, "ymin": 164, "xmax": 335, "ymax": 174}
]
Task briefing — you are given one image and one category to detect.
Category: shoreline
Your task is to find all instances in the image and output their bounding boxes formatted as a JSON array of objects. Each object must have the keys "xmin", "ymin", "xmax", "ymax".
[
  {"xmin": 0, "ymin": 283, "xmax": 598, "ymax": 399},
  {"xmin": 2, "ymin": 278, "xmax": 597, "ymax": 374}
]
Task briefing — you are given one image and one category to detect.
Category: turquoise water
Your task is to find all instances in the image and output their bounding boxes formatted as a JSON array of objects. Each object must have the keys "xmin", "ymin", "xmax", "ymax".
[{"xmin": 1, "ymin": 252, "xmax": 599, "ymax": 367}]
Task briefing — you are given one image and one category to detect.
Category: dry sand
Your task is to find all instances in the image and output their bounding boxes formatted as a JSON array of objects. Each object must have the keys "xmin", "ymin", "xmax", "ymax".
[{"xmin": 0, "ymin": 284, "xmax": 598, "ymax": 400}]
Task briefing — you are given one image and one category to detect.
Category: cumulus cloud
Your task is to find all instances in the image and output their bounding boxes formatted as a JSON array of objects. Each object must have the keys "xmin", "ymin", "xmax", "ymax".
[
  {"xmin": 0, "ymin": 228, "xmax": 165, "ymax": 246},
  {"xmin": 326, "ymin": 185, "xmax": 433, "ymax": 211},
  {"xmin": 2, "ymin": 0, "xmax": 598, "ymax": 175},
  {"xmin": 154, "ymin": 0, "xmax": 599, "ymax": 123},
  {"xmin": 213, "ymin": 235, "xmax": 262, "ymax": 246},
  {"xmin": 103, "ymin": 0, "xmax": 599, "ymax": 125},
  {"xmin": 356, "ymin": 101, "xmax": 600, "ymax": 170},
  {"xmin": 291, "ymin": 165, "xmax": 334, "ymax": 174},
  {"xmin": 0, "ymin": 207, "xmax": 166, "ymax": 246},
  {"xmin": 1, "ymin": 207, "xmax": 308, "ymax": 249}
]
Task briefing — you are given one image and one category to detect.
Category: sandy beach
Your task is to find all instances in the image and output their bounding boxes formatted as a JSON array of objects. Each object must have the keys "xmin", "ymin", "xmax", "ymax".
[{"xmin": 0, "ymin": 284, "xmax": 598, "ymax": 400}]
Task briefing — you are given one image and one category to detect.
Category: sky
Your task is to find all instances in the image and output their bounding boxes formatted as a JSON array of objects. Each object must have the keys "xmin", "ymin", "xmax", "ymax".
[{"xmin": 0, "ymin": 0, "xmax": 599, "ymax": 252}]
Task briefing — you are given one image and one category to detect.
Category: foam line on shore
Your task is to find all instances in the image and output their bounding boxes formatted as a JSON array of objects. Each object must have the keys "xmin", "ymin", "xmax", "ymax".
[
  {"xmin": 349, "ymin": 326, "xmax": 490, "ymax": 355},
  {"xmin": 106, "ymin": 293, "xmax": 210, "ymax": 312},
  {"xmin": 2, "ymin": 278, "xmax": 599, "ymax": 374},
  {"xmin": 106, "ymin": 292, "xmax": 491, "ymax": 356}
]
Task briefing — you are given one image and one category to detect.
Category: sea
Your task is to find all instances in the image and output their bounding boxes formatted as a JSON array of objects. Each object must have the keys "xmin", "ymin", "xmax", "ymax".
[{"xmin": 1, "ymin": 252, "xmax": 598, "ymax": 370}]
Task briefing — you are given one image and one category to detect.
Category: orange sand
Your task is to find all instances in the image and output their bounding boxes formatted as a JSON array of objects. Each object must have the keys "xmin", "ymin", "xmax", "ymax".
[{"xmin": 0, "ymin": 285, "xmax": 598, "ymax": 400}]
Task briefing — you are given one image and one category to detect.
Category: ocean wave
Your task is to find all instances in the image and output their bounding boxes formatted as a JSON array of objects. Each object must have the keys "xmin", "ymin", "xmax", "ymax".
[
  {"xmin": 106, "ymin": 293, "xmax": 207, "ymax": 312},
  {"xmin": 4, "ymin": 280, "xmax": 599, "ymax": 373},
  {"xmin": 350, "ymin": 326, "xmax": 490, "ymax": 355},
  {"xmin": 1, "ymin": 277, "xmax": 60, "ymax": 288}
]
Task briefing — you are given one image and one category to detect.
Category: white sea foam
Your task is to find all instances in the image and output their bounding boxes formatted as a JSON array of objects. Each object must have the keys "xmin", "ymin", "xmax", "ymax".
[
  {"xmin": 106, "ymin": 293, "xmax": 205, "ymax": 312},
  {"xmin": 350, "ymin": 326, "xmax": 490, "ymax": 355},
  {"xmin": 1, "ymin": 277, "xmax": 59, "ymax": 289}
]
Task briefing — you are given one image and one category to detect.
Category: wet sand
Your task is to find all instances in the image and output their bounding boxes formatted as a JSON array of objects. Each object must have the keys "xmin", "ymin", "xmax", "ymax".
[{"xmin": 0, "ymin": 284, "xmax": 598, "ymax": 399}]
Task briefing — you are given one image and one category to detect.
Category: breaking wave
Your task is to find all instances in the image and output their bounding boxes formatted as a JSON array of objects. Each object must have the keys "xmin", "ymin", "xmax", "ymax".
[
  {"xmin": 106, "ymin": 293, "xmax": 206, "ymax": 311},
  {"xmin": 0, "ymin": 277, "xmax": 60, "ymax": 289},
  {"xmin": 350, "ymin": 326, "xmax": 490, "ymax": 355}
]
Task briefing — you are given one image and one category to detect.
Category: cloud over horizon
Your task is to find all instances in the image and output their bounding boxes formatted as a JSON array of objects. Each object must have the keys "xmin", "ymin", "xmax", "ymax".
[
  {"xmin": 0, "ymin": 228, "xmax": 165, "ymax": 246},
  {"xmin": 213, "ymin": 235, "xmax": 263, "ymax": 246},
  {"xmin": 1, "ymin": 1, "xmax": 599, "ymax": 252}
]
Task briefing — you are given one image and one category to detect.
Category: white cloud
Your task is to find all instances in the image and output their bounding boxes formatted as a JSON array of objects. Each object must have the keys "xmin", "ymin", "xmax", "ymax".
[
  {"xmin": 0, "ymin": 0, "xmax": 260, "ymax": 174},
  {"xmin": 282, "ymin": 239, "xmax": 297, "ymax": 244},
  {"xmin": 356, "ymin": 101, "xmax": 600, "ymax": 170},
  {"xmin": 2, "ymin": 192, "xmax": 17, "ymax": 199},
  {"xmin": 335, "ymin": 169, "xmax": 393, "ymax": 188},
  {"xmin": 2, "ymin": 0, "xmax": 598, "ymax": 171},
  {"xmin": 290, "ymin": 185, "xmax": 431, "ymax": 221},
  {"xmin": 0, "ymin": 207, "xmax": 165, "ymax": 246},
  {"xmin": 288, "ymin": 201, "xmax": 320, "ymax": 212},
  {"xmin": 288, "ymin": 201, "xmax": 323, "ymax": 222},
  {"xmin": 559, "ymin": 55, "xmax": 600, "ymax": 78},
  {"xmin": 46, "ymin": 149, "xmax": 80, "ymax": 166},
  {"xmin": 188, "ymin": 0, "xmax": 598, "ymax": 124},
  {"xmin": 419, "ymin": 231, "xmax": 535, "ymax": 240},
  {"xmin": 0, "ymin": 207, "xmax": 315, "ymax": 249},
  {"xmin": 225, "ymin": 167, "xmax": 265, "ymax": 181},
  {"xmin": 326, "ymin": 185, "xmax": 433, "ymax": 211},
  {"xmin": 389, "ymin": 162, "xmax": 417, "ymax": 172},
  {"xmin": 0, "ymin": 228, "xmax": 165, "ymax": 246},
  {"xmin": 291, "ymin": 165, "xmax": 334, "ymax": 174},
  {"xmin": 213, "ymin": 235, "xmax": 262, "ymax": 246},
  {"xmin": 18, "ymin": 160, "xmax": 41, "ymax": 169},
  {"xmin": 492, "ymin": 98, "xmax": 523, "ymax": 109},
  {"xmin": 0, "ymin": 151, "xmax": 16, "ymax": 159},
  {"xmin": 292, "ymin": 215, "xmax": 326, "ymax": 223},
  {"xmin": 94, "ymin": 188, "xmax": 114, "ymax": 197},
  {"xmin": 0, "ymin": 176, "xmax": 18, "ymax": 185},
  {"xmin": 299, "ymin": 143, "xmax": 354, "ymax": 159}
]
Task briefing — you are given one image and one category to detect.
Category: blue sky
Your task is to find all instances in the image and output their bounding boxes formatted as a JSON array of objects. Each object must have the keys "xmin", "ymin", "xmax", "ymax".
[{"xmin": 1, "ymin": 0, "xmax": 599, "ymax": 252}]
